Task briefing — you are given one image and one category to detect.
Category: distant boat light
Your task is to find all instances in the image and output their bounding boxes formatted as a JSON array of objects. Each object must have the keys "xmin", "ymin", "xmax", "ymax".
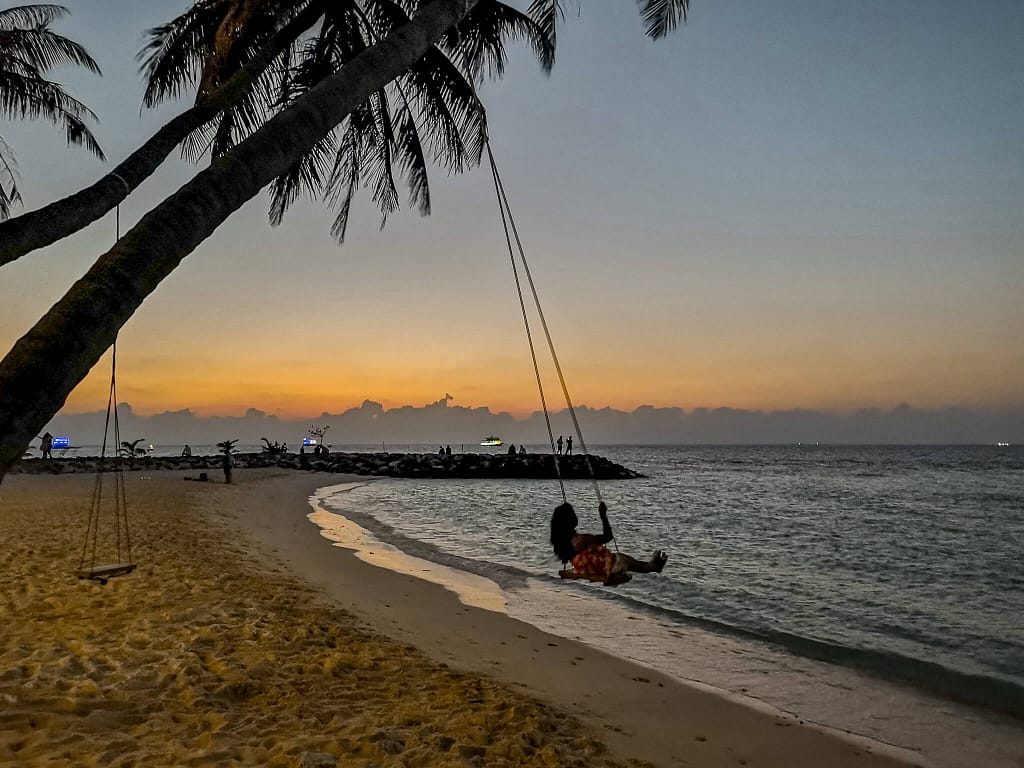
[
  {"xmin": 52, "ymin": 436, "xmax": 70, "ymax": 448},
  {"xmin": 302, "ymin": 437, "xmax": 317, "ymax": 446}
]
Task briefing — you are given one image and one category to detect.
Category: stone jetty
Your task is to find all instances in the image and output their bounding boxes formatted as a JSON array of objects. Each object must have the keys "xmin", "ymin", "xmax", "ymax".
[{"xmin": 10, "ymin": 451, "xmax": 642, "ymax": 480}]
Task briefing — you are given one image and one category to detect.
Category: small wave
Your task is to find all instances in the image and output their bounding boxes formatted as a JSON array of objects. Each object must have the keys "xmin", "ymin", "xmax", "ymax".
[{"xmin": 590, "ymin": 590, "xmax": 1024, "ymax": 719}]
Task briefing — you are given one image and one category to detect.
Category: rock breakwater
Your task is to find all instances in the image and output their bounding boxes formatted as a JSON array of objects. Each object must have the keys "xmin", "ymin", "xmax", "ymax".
[{"xmin": 11, "ymin": 452, "xmax": 642, "ymax": 480}]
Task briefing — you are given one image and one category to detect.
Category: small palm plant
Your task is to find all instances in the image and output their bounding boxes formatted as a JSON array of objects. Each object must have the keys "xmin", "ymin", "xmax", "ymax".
[
  {"xmin": 119, "ymin": 438, "xmax": 147, "ymax": 458},
  {"xmin": 260, "ymin": 436, "xmax": 287, "ymax": 455},
  {"xmin": 217, "ymin": 438, "xmax": 238, "ymax": 483}
]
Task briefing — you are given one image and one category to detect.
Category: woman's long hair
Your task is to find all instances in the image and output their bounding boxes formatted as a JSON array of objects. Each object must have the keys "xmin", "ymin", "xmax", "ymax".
[{"xmin": 550, "ymin": 502, "xmax": 578, "ymax": 564}]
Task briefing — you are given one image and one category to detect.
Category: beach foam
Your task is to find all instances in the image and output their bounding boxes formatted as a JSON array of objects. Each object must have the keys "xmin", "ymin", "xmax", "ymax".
[{"xmin": 309, "ymin": 483, "xmax": 509, "ymax": 613}]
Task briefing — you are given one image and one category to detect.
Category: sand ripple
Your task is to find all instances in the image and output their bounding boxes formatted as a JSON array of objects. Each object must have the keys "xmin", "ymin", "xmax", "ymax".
[{"xmin": 0, "ymin": 474, "xmax": 644, "ymax": 767}]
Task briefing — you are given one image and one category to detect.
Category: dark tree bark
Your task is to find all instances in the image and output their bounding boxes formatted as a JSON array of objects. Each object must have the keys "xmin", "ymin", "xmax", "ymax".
[{"xmin": 0, "ymin": 0, "xmax": 482, "ymax": 479}]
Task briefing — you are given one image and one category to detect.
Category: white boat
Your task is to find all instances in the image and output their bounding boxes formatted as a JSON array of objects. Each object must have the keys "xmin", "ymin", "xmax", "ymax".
[{"xmin": 480, "ymin": 436, "xmax": 503, "ymax": 446}]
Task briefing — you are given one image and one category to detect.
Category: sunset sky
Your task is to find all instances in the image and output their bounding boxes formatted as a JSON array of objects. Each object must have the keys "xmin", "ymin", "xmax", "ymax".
[{"xmin": 1, "ymin": 0, "xmax": 1021, "ymax": 419}]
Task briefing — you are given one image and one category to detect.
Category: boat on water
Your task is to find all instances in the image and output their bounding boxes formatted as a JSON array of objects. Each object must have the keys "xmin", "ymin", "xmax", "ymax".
[{"xmin": 480, "ymin": 436, "xmax": 503, "ymax": 446}]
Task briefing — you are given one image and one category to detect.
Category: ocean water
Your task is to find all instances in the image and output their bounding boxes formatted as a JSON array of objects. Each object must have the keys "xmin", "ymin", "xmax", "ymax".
[{"xmin": 312, "ymin": 445, "xmax": 1024, "ymax": 768}]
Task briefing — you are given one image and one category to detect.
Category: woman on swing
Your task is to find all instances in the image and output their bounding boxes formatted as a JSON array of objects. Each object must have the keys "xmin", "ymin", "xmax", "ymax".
[{"xmin": 550, "ymin": 501, "xmax": 668, "ymax": 586}]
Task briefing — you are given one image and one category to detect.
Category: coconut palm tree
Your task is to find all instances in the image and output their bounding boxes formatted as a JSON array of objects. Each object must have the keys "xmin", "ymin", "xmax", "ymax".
[
  {"xmin": 0, "ymin": 0, "xmax": 328, "ymax": 265},
  {"xmin": 0, "ymin": 0, "xmax": 690, "ymax": 479},
  {"xmin": 139, "ymin": 0, "xmax": 555, "ymax": 241},
  {"xmin": 0, "ymin": 4, "xmax": 104, "ymax": 219},
  {"xmin": 0, "ymin": 0, "xmax": 689, "ymax": 264},
  {"xmin": 0, "ymin": 0, "xmax": 552, "ymax": 264}
]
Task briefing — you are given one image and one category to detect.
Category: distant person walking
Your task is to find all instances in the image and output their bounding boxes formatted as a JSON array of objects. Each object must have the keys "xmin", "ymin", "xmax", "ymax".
[
  {"xmin": 566, "ymin": 436, "xmax": 573, "ymax": 455},
  {"xmin": 556, "ymin": 435, "xmax": 563, "ymax": 455},
  {"xmin": 39, "ymin": 432, "xmax": 53, "ymax": 460}
]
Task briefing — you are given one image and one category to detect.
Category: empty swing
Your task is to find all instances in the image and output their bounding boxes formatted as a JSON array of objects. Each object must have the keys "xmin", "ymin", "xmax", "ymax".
[
  {"xmin": 484, "ymin": 144, "xmax": 668, "ymax": 587},
  {"xmin": 77, "ymin": 340, "xmax": 136, "ymax": 584},
  {"xmin": 77, "ymin": 194, "xmax": 136, "ymax": 585}
]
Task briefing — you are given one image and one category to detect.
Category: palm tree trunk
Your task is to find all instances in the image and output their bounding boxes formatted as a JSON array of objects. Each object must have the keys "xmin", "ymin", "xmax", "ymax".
[
  {"xmin": 0, "ymin": 0, "xmax": 481, "ymax": 480},
  {"xmin": 0, "ymin": 0, "xmax": 331, "ymax": 268}
]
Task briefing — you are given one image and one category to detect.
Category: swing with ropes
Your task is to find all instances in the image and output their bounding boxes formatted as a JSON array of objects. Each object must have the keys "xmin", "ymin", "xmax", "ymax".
[
  {"xmin": 77, "ymin": 190, "xmax": 137, "ymax": 585},
  {"xmin": 483, "ymin": 140, "xmax": 668, "ymax": 587}
]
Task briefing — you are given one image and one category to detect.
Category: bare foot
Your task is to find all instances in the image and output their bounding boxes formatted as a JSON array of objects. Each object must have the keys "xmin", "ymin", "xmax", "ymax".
[{"xmin": 653, "ymin": 551, "xmax": 668, "ymax": 573}]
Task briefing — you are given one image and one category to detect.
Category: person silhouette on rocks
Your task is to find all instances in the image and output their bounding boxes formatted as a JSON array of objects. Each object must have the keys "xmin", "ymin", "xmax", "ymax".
[
  {"xmin": 39, "ymin": 432, "xmax": 53, "ymax": 460},
  {"xmin": 556, "ymin": 435, "xmax": 563, "ymax": 455},
  {"xmin": 566, "ymin": 435, "xmax": 573, "ymax": 455}
]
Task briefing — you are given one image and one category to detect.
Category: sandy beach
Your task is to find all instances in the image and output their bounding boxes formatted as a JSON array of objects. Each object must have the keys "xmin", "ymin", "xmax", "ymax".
[{"xmin": 0, "ymin": 468, "xmax": 923, "ymax": 767}]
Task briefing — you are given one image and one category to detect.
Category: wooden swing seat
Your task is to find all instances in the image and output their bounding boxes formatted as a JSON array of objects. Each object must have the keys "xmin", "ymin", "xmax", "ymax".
[{"xmin": 77, "ymin": 563, "xmax": 136, "ymax": 584}]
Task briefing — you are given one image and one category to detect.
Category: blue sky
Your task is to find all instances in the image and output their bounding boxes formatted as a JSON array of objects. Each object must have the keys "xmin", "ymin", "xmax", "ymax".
[{"xmin": 1, "ymin": 0, "xmax": 1021, "ymax": 418}]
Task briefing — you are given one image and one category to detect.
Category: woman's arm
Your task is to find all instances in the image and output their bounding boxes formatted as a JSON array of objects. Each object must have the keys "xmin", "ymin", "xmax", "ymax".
[
  {"xmin": 595, "ymin": 501, "xmax": 614, "ymax": 544},
  {"xmin": 571, "ymin": 503, "xmax": 615, "ymax": 551}
]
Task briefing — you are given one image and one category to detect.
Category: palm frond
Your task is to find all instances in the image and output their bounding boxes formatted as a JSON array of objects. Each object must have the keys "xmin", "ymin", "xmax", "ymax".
[
  {"xmin": 526, "ymin": 0, "xmax": 565, "ymax": 55},
  {"xmin": 138, "ymin": 2, "xmax": 222, "ymax": 108},
  {"xmin": 268, "ymin": 131, "xmax": 336, "ymax": 224},
  {"xmin": 401, "ymin": 47, "xmax": 486, "ymax": 171},
  {"xmin": 637, "ymin": 0, "xmax": 689, "ymax": 40},
  {"xmin": 0, "ymin": 4, "xmax": 67, "ymax": 30},
  {"xmin": 0, "ymin": 26, "xmax": 101, "ymax": 74},
  {"xmin": 325, "ymin": 109, "xmax": 371, "ymax": 243},
  {"xmin": 445, "ymin": 1, "xmax": 555, "ymax": 81},
  {"xmin": 179, "ymin": 115, "xmax": 218, "ymax": 162},
  {"xmin": 0, "ymin": 134, "xmax": 22, "ymax": 220},
  {"xmin": 0, "ymin": 70, "xmax": 104, "ymax": 159},
  {"xmin": 365, "ymin": 88, "xmax": 400, "ymax": 227},
  {"xmin": 391, "ymin": 96, "xmax": 430, "ymax": 216}
]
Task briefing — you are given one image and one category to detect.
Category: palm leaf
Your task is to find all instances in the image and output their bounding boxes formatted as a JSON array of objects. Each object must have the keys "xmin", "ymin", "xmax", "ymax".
[
  {"xmin": 0, "ymin": 26, "xmax": 101, "ymax": 74},
  {"xmin": 0, "ymin": 134, "xmax": 22, "ymax": 219},
  {"xmin": 365, "ymin": 88, "xmax": 400, "ymax": 226},
  {"xmin": 637, "ymin": 0, "xmax": 689, "ymax": 40},
  {"xmin": 138, "ymin": 2, "xmax": 223, "ymax": 108},
  {"xmin": 0, "ymin": 4, "xmax": 67, "ymax": 30},
  {"xmin": 391, "ymin": 97, "xmax": 430, "ymax": 216},
  {"xmin": 268, "ymin": 132, "xmax": 336, "ymax": 224},
  {"xmin": 526, "ymin": 0, "xmax": 566, "ymax": 54},
  {"xmin": 325, "ymin": 110, "xmax": 370, "ymax": 242}
]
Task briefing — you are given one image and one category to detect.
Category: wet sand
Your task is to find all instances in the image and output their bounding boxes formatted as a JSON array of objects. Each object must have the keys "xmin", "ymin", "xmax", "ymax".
[{"xmin": 0, "ymin": 469, "xmax": 922, "ymax": 767}]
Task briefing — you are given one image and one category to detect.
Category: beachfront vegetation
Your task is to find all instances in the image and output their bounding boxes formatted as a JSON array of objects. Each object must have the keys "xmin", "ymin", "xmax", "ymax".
[
  {"xmin": 261, "ymin": 437, "xmax": 288, "ymax": 455},
  {"xmin": 119, "ymin": 438, "xmax": 148, "ymax": 458},
  {"xmin": 218, "ymin": 438, "xmax": 238, "ymax": 483},
  {"xmin": 0, "ymin": 0, "xmax": 689, "ymax": 480},
  {"xmin": 0, "ymin": 4, "xmax": 104, "ymax": 219}
]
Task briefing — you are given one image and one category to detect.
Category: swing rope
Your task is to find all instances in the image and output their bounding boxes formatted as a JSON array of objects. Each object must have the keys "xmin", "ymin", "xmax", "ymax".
[
  {"xmin": 484, "ymin": 142, "xmax": 606, "ymax": 518},
  {"xmin": 78, "ymin": 198, "xmax": 134, "ymax": 579},
  {"xmin": 79, "ymin": 341, "xmax": 132, "ymax": 573},
  {"xmin": 485, "ymin": 145, "xmax": 566, "ymax": 502}
]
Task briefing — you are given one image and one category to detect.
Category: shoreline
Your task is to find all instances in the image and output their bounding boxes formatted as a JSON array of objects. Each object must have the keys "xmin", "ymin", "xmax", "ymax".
[
  {"xmin": 0, "ymin": 468, "xmax": 992, "ymax": 767},
  {"xmin": 307, "ymin": 476, "xmax": 1024, "ymax": 768},
  {"xmin": 221, "ymin": 469, "xmax": 922, "ymax": 767}
]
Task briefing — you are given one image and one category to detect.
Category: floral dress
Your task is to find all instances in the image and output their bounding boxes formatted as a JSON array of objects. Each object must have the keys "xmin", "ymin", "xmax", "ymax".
[{"xmin": 571, "ymin": 544, "xmax": 616, "ymax": 580}]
